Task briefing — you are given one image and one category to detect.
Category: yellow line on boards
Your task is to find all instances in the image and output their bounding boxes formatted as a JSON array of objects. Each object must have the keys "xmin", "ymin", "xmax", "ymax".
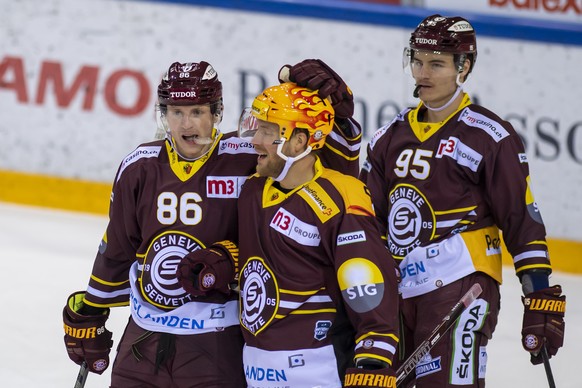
[
  {"xmin": 1, "ymin": 169, "xmax": 581, "ymax": 274},
  {"xmin": 0, "ymin": 169, "xmax": 110, "ymax": 215}
]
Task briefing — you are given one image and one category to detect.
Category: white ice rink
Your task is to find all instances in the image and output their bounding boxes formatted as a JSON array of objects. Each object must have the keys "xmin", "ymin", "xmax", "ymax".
[{"xmin": 0, "ymin": 202, "xmax": 579, "ymax": 387}]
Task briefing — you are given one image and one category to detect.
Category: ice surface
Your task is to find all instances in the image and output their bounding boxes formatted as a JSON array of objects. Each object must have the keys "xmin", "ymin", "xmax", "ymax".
[{"xmin": 0, "ymin": 202, "xmax": 578, "ymax": 387}]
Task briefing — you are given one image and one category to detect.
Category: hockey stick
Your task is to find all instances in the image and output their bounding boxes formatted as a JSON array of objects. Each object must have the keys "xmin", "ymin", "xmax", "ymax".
[
  {"xmin": 540, "ymin": 345, "xmax": 556, "ymax": 388},
  {"xmin": 395, "ymin": 283, "xmax": 483, "ymax": 386},
  {"xmin": 74, "ymin": 361, "xmax": 89, "ymax": 388}
]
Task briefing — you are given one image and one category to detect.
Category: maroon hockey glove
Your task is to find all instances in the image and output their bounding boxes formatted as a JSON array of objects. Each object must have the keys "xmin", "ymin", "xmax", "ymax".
[
  {"xmin": 344, "ymin": 366, "xmax": 396, "ymax": 388},
  {"xmin": 63, "ymin": 292, "xmax": 113, "ymax": 374},
  {"xmin": 521, "ymin": 285, "xmax": 566, "ymax": 365},
  {"xmin": 278, "ymin": 59, "xmax": 354, "ymax": 119},
  {"xmin": 176, "ymin": 240, "xmax": 239, "ymax": 297}
]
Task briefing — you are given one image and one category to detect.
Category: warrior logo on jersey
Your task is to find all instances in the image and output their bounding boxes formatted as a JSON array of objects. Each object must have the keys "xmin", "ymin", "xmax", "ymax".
[
  {"xmin": 387, "ymin": 184, "xmax": 436, "ymax": 259},
  {"xmin": 338, "ymin": 258, "xmax": 384, "ymax": 313},
  {"xmin": 240, "ymin": 257, "xmax": 279, "ymax": 336},
  {"xmin": 140, "ymin": 231, "xmax": 204, "ymax": 309}
]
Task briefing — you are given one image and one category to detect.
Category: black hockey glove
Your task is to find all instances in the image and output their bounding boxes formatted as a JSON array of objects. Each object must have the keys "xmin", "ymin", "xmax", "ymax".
[
  {"xmin": 176, "ymin": 240, "xmax": 239, "ymax": 297},
  {"xmin": 521, "ymin": 285, "xmax": 566, "ymax": 365},
  {"xmin": 63, "ymin": 292, "xmax": 113, "ymax": 374},
  {"xmin": 344, "ymin": 359, "xmax": 396, "ymax": 387},
  {"xmin": 278, "ymin": 58, "xmax": 354, "ymax": 119}
]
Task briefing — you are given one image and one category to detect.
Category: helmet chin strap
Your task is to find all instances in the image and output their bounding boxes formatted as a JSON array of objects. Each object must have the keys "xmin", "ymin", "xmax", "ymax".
[
  {"xmin": 273, "ymin": 138, "xmax": 313, "ymax": 182},
  {"xmin": 423, "ymin": 74, "xmax": 465, "ymax": 112}
]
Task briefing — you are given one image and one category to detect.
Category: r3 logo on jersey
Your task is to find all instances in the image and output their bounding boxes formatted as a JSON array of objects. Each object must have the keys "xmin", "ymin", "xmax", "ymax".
[{"xmin": 140, "ymin": 231, "xmax": 204, "ymax": 309}]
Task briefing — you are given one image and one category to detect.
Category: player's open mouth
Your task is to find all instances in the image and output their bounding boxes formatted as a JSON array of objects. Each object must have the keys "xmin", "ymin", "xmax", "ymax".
[{"xmin": 183, "ymin": 135, "xmax": 213, "ymax": 145}]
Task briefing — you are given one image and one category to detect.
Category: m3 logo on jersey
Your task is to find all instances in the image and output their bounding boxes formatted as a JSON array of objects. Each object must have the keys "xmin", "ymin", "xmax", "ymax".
[
  {"xmin": 141, "ymin": 231, "xmax": 204, "ymax": 309},
  {"xmin": 338, "ymin": 258, "xmax": 384, "ymax": 313},
  {"xmin": 270, "ymin": 207, "xmax": 321, "ymax": 247},
  {"xmin": 387, "ymin": 184, "xmax": 435, "ymax": 259},
  {"xmin": 206, "ymin": 176, "xmax": 246, "ymax": 198},
  {"xmin": 240, "ymin": 257, "xmax": 278, "ymax": 336}
]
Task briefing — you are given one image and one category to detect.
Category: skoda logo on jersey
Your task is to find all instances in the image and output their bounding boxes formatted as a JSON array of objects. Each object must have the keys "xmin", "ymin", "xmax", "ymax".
[
  {"xmin": 240, "ymin": 257, "xmax": 278, "ymax": 336},
  {"xmin": 141, "ymin": 231, "xmax": 204, "ymax": 309},
  {"xmin": 387, "ymin": 184, "xmax": 435, "ymax": 259},
  {"xmin": 338, "ymin": 258, "xmax": 384, "ymax": 313}
]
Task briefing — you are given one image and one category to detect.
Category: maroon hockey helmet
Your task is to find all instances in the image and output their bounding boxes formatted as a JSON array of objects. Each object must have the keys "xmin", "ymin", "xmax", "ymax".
[
  {"xmin": 409, "ymin": 14, "xmax": 477, "ymax": 72},
  {"xmin": 157, "ymin": 61, "xmax": 222, "ymax": 108}
]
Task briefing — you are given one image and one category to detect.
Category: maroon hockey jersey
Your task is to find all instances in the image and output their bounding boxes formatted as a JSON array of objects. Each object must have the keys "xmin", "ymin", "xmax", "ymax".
[
  {"xmin": 360, "ymin": 94, "xmax": 551, "ymax": 297},
  {"xmin": 237, "ymin": 158, "xmax": 399, "ymax": 386},
  {"xmin": 83, "ymin": 123, "xmax": 361, "ymax": 334}
]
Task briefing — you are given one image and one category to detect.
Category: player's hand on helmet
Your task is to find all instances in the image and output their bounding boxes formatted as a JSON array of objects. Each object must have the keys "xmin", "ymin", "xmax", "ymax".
[
  {"xmin": 63, "ymin": 292, "xmax": 113, "ymax": 374},
  {"xmin": 176, "ymin": 240, "xmax": 238, "ymax": 297},
  {"xmin": 344, "ymin": 358, "xmax": 396, "ymax": 387},
  {"xmin": 278, "ymin": 59, "xmax": 354, "ymax": 119},
  {"xmin": 521, "ymin": 285, "xmax": 566, "ymax": 365}
]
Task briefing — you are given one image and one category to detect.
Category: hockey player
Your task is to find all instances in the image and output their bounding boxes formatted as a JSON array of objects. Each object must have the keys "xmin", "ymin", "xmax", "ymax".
[
  {"xmin": 359, "ymin": 14, "xmax": 566, "ymax": 387},
  {"xmin": 62, "ymin": 60, "xmax": 361, "ymax": 387},
  {"xmin": 181, "ymin": 81, "xmax": 400, "ymax": 387}
]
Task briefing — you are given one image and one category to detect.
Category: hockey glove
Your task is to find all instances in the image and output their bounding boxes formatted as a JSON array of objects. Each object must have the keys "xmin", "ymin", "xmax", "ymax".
[
  {"xmin": 521, "ymin": 285, "xmax": 566, "ymax": 365},
  {"xmin": 344, "ymin": 359, "xmax": 396, "ymax": 388},
  {"xmin": 278, "ymin": 59, "xmax": 354, "ymax": 119},
  {"xmin": 63, "ymin": 291, "xmax": 113, "ymax": 374},
  {"xmin": 176, "ymin": 240, "xmax": 239, "ymax": 297}
]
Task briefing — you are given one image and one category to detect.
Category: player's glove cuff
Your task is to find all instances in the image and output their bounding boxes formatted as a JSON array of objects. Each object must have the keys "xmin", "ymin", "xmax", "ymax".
[
  {"xmin": 63, "ymin": 292, "xmax": 113, "ymax": 374},
  {"xmin": 521, "ymin": 285, "xmax": 566, "ymax": 364}
]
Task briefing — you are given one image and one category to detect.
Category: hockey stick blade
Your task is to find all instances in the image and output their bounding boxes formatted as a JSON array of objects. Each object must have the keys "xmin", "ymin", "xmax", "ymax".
[
  {"xmin": 540, "ymin": 345, "xmax": 556, "ymax": 388},
  {"xmin": 74, "ymin": 361, "xmax": 89, "ymax": 388},
  {"xmin": 396, "ymin": 283, "xmax": 483, "ymax": 386}
]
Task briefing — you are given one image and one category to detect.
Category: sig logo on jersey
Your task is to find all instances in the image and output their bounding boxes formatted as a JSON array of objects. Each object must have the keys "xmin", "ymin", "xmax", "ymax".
[
  {"xmin": 387, "ymin": 184, "xmax": 435, "ymax": 259},
  {"xmin": 525, "ymin": 175, "xmax": 544, "ymax": 224},
  {"xmin": 141, "ymin": 231, "xmax": 204, "ymax": 309},
  {"xmin": 337, "ymin": 258, "xmax": 384, "ymax": 313},
  {"xmin": 240, "ymin": 257, "xmax": 278, "ymax": 336},
  {"xmin": 206, "ymin": 176, "xmax": 247, "ymax": 198}
]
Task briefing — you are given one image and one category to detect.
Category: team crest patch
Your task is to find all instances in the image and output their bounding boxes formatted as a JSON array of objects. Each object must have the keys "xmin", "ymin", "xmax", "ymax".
[
  {"xmin": 141, "ymin": 231, "xmax": 204, "ymax": 309},
  {"xmin": 314, "ymin": 320, "xmax": 332, "ymax": 341},
  {"xmin": 240, "ymin": 257, "xmax": 279, "ymax": 336},
  {"xmin": 387, "ymin": 184, "xmax": 435, "ymax": 259}
]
